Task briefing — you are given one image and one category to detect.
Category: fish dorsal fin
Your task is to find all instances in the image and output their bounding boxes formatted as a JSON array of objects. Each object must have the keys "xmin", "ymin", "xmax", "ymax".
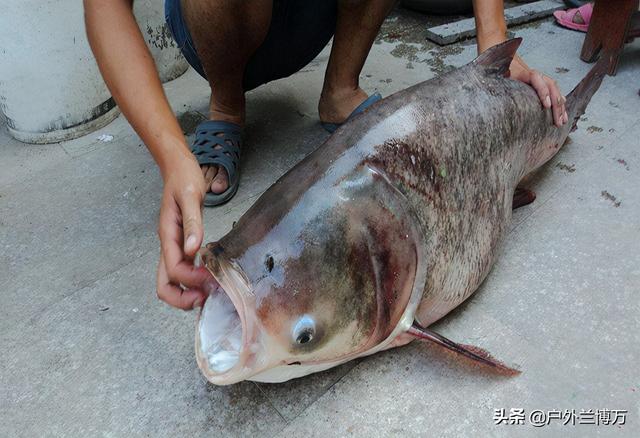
[
  {"xmin": 472, "ymin": 38, "xmax": 522, "ymax": 77},
  {"xmin": 408, "ymin": 321, "xmax": 521, "ymax": 375}
]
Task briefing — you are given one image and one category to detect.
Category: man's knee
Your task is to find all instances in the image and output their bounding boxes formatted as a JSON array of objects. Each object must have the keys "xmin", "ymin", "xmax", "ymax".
[{"xmin": 183, "ymin": 0, "xmax": 271, "ymax": 46}]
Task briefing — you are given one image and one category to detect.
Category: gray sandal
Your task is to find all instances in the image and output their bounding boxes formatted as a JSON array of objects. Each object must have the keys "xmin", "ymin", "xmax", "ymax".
[
  {"xmin": 192, "ymin": 120, "xmax": 242, "ymax": 206},
  {"xmin": 321, "ymin": 93, "xmax": 382, "ymax": 133}
]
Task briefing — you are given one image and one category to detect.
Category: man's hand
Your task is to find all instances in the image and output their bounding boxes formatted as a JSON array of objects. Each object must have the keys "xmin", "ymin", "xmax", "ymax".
[
  {"xmin": 156, "ymin": 156, "xmax": 212, "ymax": 310},
  {"xmin": 472, "ymin": 0, "xmax": 567, "ymax": 128},
  {"xmin": 509, "ymin": 54, "xmax": 567, "ymax": 128},
  {"xmin": 85, "ymin": 0, "xmax": 215, "ymax": 309}
]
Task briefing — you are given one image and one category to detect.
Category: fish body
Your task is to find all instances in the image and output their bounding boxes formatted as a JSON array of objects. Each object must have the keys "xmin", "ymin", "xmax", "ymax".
[{"xmin": 195, "ymin": 39, "xmax": 606, "ymax": 384}]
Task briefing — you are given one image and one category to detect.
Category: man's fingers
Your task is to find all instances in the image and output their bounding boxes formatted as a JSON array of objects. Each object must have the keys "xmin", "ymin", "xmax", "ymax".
[
  {"xmin": 158, "ymin": 192, "xmax": 187, "ymax": 279},
  {"xmin": 178, "ymin": 186, "xmax": 204, "ymax": 257},
  {"xmin": 508, "ymin": 59, "xmax": 566, "ymax": 128},
  {"xmin": 169, "ymin": 263, "xmax": 212, "ymax": 290},
  {"xmin": 530, "ymin": 70, "xmax": 567, "ymax": 127},
  {"xmin": 158, "ymin": 191, "xmax": 209, "ymax": 290},
  {"xmin": 544, "ymin": 76, "xmax": 566, "ymax": 127},
  {"xmin": 159, "ymin": 221, "xmax": 212, "ymax": 290},
  {"xmin": 157, "ymin": 255, "xmax": 207, "ymax": 310},
  {"xmin": 159, "ymin": 284, "xmax": 206, "ymax": 310},
  {"xmin": 529, "ymin": 70, "xmax": 552, "ymax": 109}
]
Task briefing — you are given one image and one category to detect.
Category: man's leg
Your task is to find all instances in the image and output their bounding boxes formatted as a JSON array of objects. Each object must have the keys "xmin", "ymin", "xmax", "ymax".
[
  {"xmin": 318, "ymin": 0, "xmax": 396, "ymax": 125},
  {"xmin": 182, "ymin": 0, "xmax": 272, "ymax": 194}
]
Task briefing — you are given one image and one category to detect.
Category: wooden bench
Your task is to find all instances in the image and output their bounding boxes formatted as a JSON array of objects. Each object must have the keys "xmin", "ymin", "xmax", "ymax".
[{"xmin": 580, "ymin": 0, "xmax": 640, "ymax": 75}]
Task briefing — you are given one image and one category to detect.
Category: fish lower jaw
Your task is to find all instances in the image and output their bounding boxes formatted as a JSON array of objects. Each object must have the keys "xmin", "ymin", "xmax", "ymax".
[
  {"xmin": 198, "ymin": 291, "xmax": 242, "ymax": 373},
  {"xmin": 195, "ymin": 284, "xmax": 255, "ymax": 384},
  {"xmin": 248, "ymin": 360, "xmax": 353, "ymax": 383}
]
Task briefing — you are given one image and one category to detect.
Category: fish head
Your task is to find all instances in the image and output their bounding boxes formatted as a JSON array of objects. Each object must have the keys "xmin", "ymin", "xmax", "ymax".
[{"xmin": 195, "ymin": 165, "xmax": 425, "ymax": 384}]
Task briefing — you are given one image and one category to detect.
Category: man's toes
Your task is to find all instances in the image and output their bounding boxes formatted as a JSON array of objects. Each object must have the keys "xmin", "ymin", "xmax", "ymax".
[
  {"xmin": 204, "ymin": 166, "xmax": 218, "ymax": 187},
  {"xmin": 210, "ymin": 167, "xmax": 229, "ymax": 194}
]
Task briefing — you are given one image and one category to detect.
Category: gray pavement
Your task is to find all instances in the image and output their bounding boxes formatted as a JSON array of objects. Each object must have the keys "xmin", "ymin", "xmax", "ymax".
[{"xmin": 1, "ymin": 9, "xmax": 639, "ymax": 438}]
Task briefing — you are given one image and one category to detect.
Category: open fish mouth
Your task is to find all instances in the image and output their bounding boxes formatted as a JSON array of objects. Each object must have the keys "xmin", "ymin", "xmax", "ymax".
[
  {"xmin": 198, "ymin": 285, "xmax": 243, "ymax": 374},
  {"xmin": 194, "ymin": 252, "xmax": 255, "ymax": 384}
]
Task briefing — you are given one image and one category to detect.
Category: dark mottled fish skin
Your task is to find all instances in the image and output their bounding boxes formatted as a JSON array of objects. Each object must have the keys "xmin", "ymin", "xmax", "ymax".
[
  {"xmin": 201, "ymin": 39, "xmax": 607, "ymax": 378},
  {"xmin": 354, "ymin": 41, "xmax": 565, "ymax": 325},
  {"xmin": 356, "ymin": 40, "xmax": 606, "ymax": 325}
]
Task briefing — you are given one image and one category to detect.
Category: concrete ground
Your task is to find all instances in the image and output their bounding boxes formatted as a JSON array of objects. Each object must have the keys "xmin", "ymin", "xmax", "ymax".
[{"xmin": 1, "ymin": 8, "xmax": 639, "ymax": 438}]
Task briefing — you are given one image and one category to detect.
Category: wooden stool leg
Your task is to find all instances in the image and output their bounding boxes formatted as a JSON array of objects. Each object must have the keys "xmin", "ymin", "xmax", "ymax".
[{"xmin": 580, "ymin": 0, "xmax": 639, "ymax": 75}]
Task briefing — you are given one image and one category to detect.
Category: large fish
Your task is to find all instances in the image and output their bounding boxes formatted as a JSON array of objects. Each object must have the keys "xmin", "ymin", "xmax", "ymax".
[{"xmin": 194, "ymin": 39, "xmax": 606, "ymax": 385}]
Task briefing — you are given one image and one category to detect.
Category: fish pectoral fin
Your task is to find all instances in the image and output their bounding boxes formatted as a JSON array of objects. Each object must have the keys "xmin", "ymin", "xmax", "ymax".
[
  {"xmin": 512, "ymin": 187, "xmax": 536, "ymax": 209},
  {"xmin": 472, "ymin": 38, "xmax": 522, "ymax": 78},
  {"xmin": 408, "ymin": 321, "xmax": 521, "ymax": 376}
]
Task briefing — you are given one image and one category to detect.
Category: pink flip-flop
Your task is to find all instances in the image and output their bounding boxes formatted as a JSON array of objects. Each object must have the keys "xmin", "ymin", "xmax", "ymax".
[{"xmin": 553, "ymin": 3, "xmax": 593, "ymax": 32}]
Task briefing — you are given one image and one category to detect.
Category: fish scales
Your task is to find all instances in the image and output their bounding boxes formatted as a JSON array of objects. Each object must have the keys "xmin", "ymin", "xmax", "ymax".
[{"xmin": 193, "ymin": 39, "xmax": 607, "ymax": 384}]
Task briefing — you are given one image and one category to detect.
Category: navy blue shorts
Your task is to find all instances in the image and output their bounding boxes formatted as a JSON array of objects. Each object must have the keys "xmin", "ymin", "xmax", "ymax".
[{"xmin": 164, "ymin": 0, "xmax": 338, "ymax": 91}]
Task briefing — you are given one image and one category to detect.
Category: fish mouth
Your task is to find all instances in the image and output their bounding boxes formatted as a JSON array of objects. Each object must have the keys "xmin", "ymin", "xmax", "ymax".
[
  {"xmin": 194, "ymin": 251, "xmax": 256, "ymax": 385},
  {"xmin": 198, "ymin": 284, "xmax": 242, "ymax": 373}
]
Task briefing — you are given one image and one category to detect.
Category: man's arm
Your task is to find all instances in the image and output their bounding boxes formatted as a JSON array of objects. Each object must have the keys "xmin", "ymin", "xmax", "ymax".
[
  {"xmin": 85, "ymin": 0, "xmax": 187, "ymax": 173},
  {"xmin": 85, "ymin": 0, "xmax": 210, "ymax": 309},
  {"xmin": 472, "ymin": 0, "xmax": 567, "ymax": 127}
]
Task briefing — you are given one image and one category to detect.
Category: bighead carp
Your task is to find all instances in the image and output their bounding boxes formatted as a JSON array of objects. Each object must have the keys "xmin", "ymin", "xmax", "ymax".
[{"xmin": 194, "ymin": 39, "xmax": 606, "ymax": 384}]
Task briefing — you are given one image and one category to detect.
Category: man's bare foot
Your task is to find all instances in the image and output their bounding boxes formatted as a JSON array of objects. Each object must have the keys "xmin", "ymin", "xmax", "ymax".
[
  {"xmin": 318, "ymin": 86, "xmax": 369, "ymax": 125},
  {"xmin": 200, "ymin": 108, "xmax": 243, "ymax": 196}
]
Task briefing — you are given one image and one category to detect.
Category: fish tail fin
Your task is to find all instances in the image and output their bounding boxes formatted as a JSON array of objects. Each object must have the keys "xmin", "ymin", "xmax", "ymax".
[{"xmin": 565, "ymin": 56, "xmax": 610, "ymax": 132}]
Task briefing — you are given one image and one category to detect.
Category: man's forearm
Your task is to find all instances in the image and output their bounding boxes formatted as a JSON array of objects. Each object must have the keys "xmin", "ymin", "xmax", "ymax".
[
  {"xmin": 84, "ymin": 0, "xmax": 191, "ymax": 179},
  {"xmin": 472, "ymin": 0, "xmax": 508, "ymax": 53}
]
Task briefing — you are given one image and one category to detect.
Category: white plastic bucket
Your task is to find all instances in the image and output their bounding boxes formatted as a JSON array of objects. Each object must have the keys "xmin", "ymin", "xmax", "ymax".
[
  {"xmin": 0, "ymin": 1, "xmax": 119, "ymax": 144},
  {"xmin": 0, "ymin": 0, "xmax": 187, "ymax": 144}
]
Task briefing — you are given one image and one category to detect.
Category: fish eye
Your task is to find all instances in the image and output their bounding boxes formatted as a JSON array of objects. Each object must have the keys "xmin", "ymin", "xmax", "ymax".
[
  {"xmin": 296, "ymin": 331, "xmax": 313, "ymax": 344},
  {"xmin": 265, "ymin": 255, "xmax": 274, "ymax": 273},
  {"xmin": 292, "ymin": 315, "xmax": 316, "ymax": 346}
]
